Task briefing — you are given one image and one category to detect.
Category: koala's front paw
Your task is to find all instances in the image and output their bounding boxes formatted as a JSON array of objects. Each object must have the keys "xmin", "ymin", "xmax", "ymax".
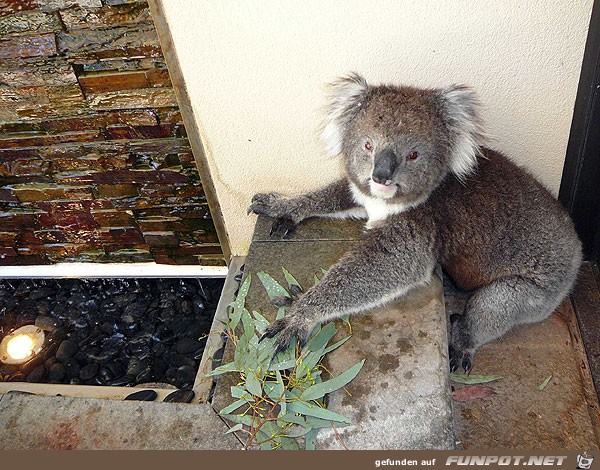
[
  {"xmin": 260, "ymin": 315, "xmax": 311, "ymax": 356},
  {"xmin": 248, "ymin": 193, "xmax": 298, "ymax": 238}
]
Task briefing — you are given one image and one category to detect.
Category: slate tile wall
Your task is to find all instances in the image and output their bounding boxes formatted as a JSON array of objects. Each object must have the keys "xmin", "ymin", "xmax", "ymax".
[{"xmin": 0, "ymin": 0, "xmax": 224, "ymax": 266}]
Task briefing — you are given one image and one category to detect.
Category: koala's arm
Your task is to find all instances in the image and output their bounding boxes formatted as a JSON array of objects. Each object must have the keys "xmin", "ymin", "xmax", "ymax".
[
  {"xmin": 262, "ymin": 216, "xmax": 438, "ymax": 352},
  {"xmin": 249, "ymin": 178, "xmax": 366, "ymax": 236}
]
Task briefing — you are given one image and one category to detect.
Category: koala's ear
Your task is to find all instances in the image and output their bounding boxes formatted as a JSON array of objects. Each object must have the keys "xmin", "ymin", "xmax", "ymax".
[
  {"xmin": 321, "ymin": 72, "xmax": 369, "ymax": 156},
  {"xmin": 438, "ymin": 85, "xmax": 486, "ymax": 180}
]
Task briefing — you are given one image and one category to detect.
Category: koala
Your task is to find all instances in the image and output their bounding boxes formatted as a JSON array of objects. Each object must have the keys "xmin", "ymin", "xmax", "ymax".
[{"xmin": 248, "ymin": 73, "xmax": 582, "ymax": 373}]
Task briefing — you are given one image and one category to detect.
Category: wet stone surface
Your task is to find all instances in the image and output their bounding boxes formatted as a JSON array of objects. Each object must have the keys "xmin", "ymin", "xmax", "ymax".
[{"xmin": 0, "ymin": 278, "xmax": 224, "ymax": 389}]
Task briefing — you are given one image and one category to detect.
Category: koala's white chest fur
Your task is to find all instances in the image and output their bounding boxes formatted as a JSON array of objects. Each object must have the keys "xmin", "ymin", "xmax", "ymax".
[{"xmin": 350, "ymin": 182, "xmax": 411, "ymax": 229}]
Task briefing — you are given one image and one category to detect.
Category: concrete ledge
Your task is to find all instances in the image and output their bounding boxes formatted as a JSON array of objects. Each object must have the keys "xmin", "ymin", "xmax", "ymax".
[{"xmin": 0, "ymin": 393, "xmax": 239, "ymax": 450}]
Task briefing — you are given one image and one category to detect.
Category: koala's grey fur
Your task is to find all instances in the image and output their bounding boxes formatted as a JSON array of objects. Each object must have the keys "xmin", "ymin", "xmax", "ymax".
[{"xmin": 249, "ymin": 73, "xmax": 582, "ymax": 372}]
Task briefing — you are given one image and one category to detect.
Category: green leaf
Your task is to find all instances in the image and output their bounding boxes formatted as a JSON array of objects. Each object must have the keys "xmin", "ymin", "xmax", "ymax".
[
  {"xmin": 305, "ymin": 429, "xmax": 318, "ymax": 450},
  {"xmin": 245, "ymin": 368, "xmax": 263, "ymax": 397},
  {"xmin": 257, "ymin": 271, "xmax": 290, "ymax": 300},
  {"xmin": 278, "ymin": 413, "xmax": 307, "ymax": 427},
  {"xmin": 537, "ymin": 374, "xmax": 553, "ymax": 391},
  {"xmin": 306, "ymin": 322, "xmax": 337, "ymax": 352},
  {"xmin": 206, "ymin": 361, "xmax": 238, "ymax": 376},
  {"xmin": 286, "ymin": 425, "xmax": 312, "ymax": 438},
  {"xmin": 221, "ymin": 414, "xmax": 254, "ymax": 427},
  {"xmin": 252, "ymin": 310, "xmax": 270, "ymax": 335},
  {"xmin": 279, "ymin": 436, "xmax": 301, "ymax": 450},
  {"xmin": 286, "ymin": 401, "xmax": 351, "ymax": 424},
  {"xmin": 276, "ymin": 307, "xmax": 286, "ymax": 320},
  {"xmin": 225, "ymin": 423, "xmax": 244, "ymax": 435},
  {"xmin": 219, "ymin": 398, "xmax": 249, "ymax": 415},
  {"xmin": 450, "ymin": 373, "xmax": 503, "ymax": 385},
  {"xmin": 314, "ymin": 274, "xmax": 321, "ymax": 284},
  {"xmin": 268, "ymin": 357, "xmax": 296, "ymax": 371},
  {"xmin": 300, "ymin": 360, "xmax": 365, "ymax": 401},
  {"xmin": 282, "ymin": 267, "xmax": 302, "ymax": 288},
  {"xmin": 322, "ymin": 336, "xmax": 351, "ymax": 355},
  {"xmin": 229, "ymin": 275, "xmax": 251, "ymax": 329},
  {"xmin": 306, "ymin": 416, "xmax": 349, "ymax": 429}
]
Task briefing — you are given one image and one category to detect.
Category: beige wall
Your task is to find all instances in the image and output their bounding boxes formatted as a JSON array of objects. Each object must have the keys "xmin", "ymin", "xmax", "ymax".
[{"xmin": 157, "ymin": 0, "xmax": 593, "ymax": 256}]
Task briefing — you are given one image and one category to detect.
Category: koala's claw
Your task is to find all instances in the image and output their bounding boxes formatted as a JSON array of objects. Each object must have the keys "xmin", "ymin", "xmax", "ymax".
[
  {"xmin": 270, "ymin": 217, "xmax": 296, "ymax": 238},
  {"xmin": 259, "ymin": 317, "xmax": 310, "ymax": 356},
  {"xmin": 449, "ymin": 345, "xmax": 473, "ymax": 374}
]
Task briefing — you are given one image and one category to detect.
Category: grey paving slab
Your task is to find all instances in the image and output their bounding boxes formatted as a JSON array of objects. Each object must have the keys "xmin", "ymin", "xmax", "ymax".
[
  {"xmin": 213, "ymin": 215, "xmax": 454, "ymax": 449},
  {"xmin": 0, "ymin": 394, "xmax": 239, "ymax": 450},
  {"xmin": 252, "ymin": 216, "xmax": 365, "ymax": 242},
  {"xmin": 317, "ymin": 274, "xmax": 454, "ymax": 449}
]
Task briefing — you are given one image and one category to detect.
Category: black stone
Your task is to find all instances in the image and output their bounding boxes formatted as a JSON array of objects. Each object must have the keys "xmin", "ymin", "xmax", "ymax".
[
  {"xmin": 8, "ymin": 372, "xmax": 26, "ymax": 382},
  {"xmin": 124, "ymin": 389, "xmax": 157, "ymax": 401},
  {"xmin": 48, "ymin": 363, "xmax": 66, "ymax": 382},
  {"xmin": 49, "ymin": 327, "xmax": 67, "ymax": 343},
  {"xmin": 79, "ymin": 363, "xmax": 99, "ymax": 381},
  {"xmin": 35, "ymin": 315, "xmax": 58, "ymax": 331},
  {"xmin": 26, "ymin": 364, "xmax": 46, "ymax": 383},
  {"xmin": 163, "ymin": 389, "xmax": 195, "ymax": 403},
  {"xmin": 175, "ymin": 337, "xmax": 201, "ymax": 355},
  {"xmin": 63, "ymin": 358, "xmax": 81, "ymax": 379},
  {"xmin": 176, "ymin": 365, "xmax": 196, "ymax": 384},
  {"xmin": 56, "ymin": 339, "xmax": 78, "ymax": 362}
]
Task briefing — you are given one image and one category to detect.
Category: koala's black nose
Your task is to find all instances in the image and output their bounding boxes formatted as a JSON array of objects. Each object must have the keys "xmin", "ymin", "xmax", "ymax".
[{"xmin": 372, "ymin": 149, "xmax": 397, "ymax": 185}]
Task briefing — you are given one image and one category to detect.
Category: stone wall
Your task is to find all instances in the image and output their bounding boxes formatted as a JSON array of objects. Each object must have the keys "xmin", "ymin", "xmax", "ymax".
[{"xmin": 0, "ymin": 0, "xmax": 224, "ymax": 266}]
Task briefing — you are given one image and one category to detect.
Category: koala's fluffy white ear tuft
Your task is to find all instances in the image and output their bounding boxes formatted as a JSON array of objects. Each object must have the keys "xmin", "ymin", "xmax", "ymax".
[
  {"xmin": 438, "ymin": 85, "xmax": 486, "ymax": 181},
  {"xmin": 321, "ymin": 72, "xmax": 369, "ymax": 156}
]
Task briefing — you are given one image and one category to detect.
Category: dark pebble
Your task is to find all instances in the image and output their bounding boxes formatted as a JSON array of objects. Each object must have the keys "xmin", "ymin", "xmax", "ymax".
[
  {"xmin": 106, "ymin": 360, "xmax": 124, "ymax": 378},
  {"xmin": 175, "ymin": 337, "xmax": 201, "ymax": 355},
  {"xmin": 176, "ymin": 365, "xmax": 196, "ymax": 384},
  {"xmin": 21, "ymin": 355, "xmax": 44, "ymax": 376},
  {"xmin": 35, "ymin": 315, "xmax": 58, "ymax": 331},
  {"xmin": 163, "ymin": 389, "xmax": 195, "ymax": 403},
  {"xmin": 99, "ymin": 367, "xmax": 114, "ymax": 383},
  {"xmin": 49, "ymin": 327, "xmax": 68, "ymax": 343},
  {"xmin": 26, "ymin": 364, "xmax": 46, "ymax": 383},
  {"xmin": 135, "ymin": 366, "xmax": 153, "ymax": 384},
  {"xmin": 70, "ymin": 377, "xmax": 82, "ymax": 385},
  {"xmin": 124, "ymin": 389, "xmax": 157, "ymax": 401},
  {"xmin": 79, "ymin": 363, "xmax": 99, "ymax": 381},
  {"xmin": 48, "ymin": 363, "xmax": 66, "ymax": 382},
  {"xmin": 153, "ymin": 358, "xmax": 168, "ymax": 378},
  {"xmin": 56, "ymin": 339, "xmax": 78, "ymax": 362},
  {"xmin": 63, "ymin": 358, "xmax": 81, "ymax": 379},
  {"xmin": 109, "ymin": 375, "xmax": 133, "ymax": 386}
]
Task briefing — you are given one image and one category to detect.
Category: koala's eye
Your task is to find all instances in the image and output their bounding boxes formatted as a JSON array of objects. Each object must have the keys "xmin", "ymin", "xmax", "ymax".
[
  {"xmin": 364, "ymin": 141, "xmax": 373, "ymax": 152},
  {"xmin": 407, "ymin": 151, "xmax": 419, "ymax": 161}
]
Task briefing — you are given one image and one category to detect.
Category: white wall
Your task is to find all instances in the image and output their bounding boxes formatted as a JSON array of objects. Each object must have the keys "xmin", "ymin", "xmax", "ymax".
[{"xmin": 158, "ymin": 0, "xmax": 593, "ymax": 256}]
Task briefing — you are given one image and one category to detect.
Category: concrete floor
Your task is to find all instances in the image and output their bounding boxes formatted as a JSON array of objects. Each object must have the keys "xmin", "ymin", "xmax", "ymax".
[{"xmin": 450, "ymin": 298, "xmax": 600, "ymax": 449}]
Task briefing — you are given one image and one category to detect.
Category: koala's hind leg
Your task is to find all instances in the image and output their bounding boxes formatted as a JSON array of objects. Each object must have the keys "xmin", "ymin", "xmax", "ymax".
[{"xmin": 449, "ymin": 277, "xmax": 559, "ymax": 373}]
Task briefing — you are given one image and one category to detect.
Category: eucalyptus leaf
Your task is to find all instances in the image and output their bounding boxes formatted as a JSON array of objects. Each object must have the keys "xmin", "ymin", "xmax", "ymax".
[
  {"xmin": 305, "ymin": 429, "xmax": 318, "ymax": 450},
  {"xmin": 537, "ymin": 374, "xmax": 553, "ymax": 391},
  {"xmin": 230, "ymin": 275, "xmax": 252, "ymax": 329},
  {"xmin": 245, "ymin": 368, "xmax": 263, "ymax": 397},
  {"xmin": 225, "ymin": 423, "xmax": 244, "ymax": 435},
  {"xmin": 322, "ymin": 336, "xmax": 351, "ymax": 355},
  {"xmin": 286, "ymin": 401, "xmax": 351, "ymax": 424},
  {"xmin": 276, "ymin": 307, "xmax": 286, "ymax": 320},
  {"xmin": 305, "ymin": 322, "xmax": 337, "ymax": 352},
  {"xmin": 450, "ymin": 373, "xmax": 502, "ymax": 385},
  {"xmin": 252, "ymin": 310, "xmax": 270, "ymax": 334},
  {"xmin": 257, "ymin": 271, "xmax": 290, "ymax": 300},
  {"xmin": 282, "ymin": 267, "xmax": 302, "ymax": 288},
  {"xmin": 300, "ymin": 360, "xmax": 365, "ymax": 401},
  {"xmin": 220, "ymin": 398, "xmax": 249, "ymax": 415},
  {"xmin": 206, "ymin": 361, "xmax": 238, "ymax": 376}
]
